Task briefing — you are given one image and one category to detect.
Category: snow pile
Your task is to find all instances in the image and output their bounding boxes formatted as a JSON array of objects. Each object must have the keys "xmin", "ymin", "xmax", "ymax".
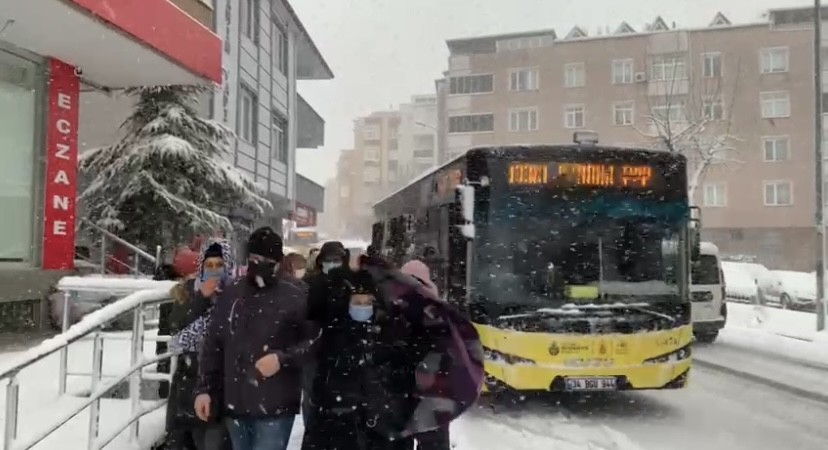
[
  {"xmin": 721, "ymin": 303, "xmax": 828, "ymax": 365},
  {"xmin": 721, "ymin": 264, "xmax": 757, "ymax": 300},
  {"xmin": 57, "ymin": 276, "xmax": 175, "ymax": 293}
]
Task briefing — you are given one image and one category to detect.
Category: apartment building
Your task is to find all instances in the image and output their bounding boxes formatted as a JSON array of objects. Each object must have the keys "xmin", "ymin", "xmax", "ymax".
[
  {"xmin": 211, "ymin": 0, "xmax": 332, "ymax": 230},
  {"xmin": 440, "ymin": 9, "xmax": 821, "ymax": 270},
  {"xmin": 334, "ymin": 149, "xmax": 364, "ymax": 237},
  {"xmin": 398, "ymin": 95, "xmax": 440, "ymax": 177}
]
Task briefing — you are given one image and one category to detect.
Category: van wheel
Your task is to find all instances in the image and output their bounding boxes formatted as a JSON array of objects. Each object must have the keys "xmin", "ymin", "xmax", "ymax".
[
  {"xmin": 781, "ymin": 294, "xmax": 792, "ymax": 310},
  {"xmin": 696, "ymin": 332, "xmax": 718, "ymax": 344}
]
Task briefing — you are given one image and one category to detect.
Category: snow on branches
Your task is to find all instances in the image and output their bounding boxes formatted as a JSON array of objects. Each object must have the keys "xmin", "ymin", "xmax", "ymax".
[{"xmin": 79, "ymin": 85, "xmax": 271, "ymax": 247}]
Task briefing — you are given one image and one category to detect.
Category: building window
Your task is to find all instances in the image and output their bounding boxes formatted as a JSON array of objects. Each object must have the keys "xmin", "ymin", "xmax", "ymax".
[
  {"xmin": 448, "ymin": 74, "xmax": 494, "ymax": 95},
  {"xmin": 763, "ymin": 136, "xmax": 790, "ymax": 162},
  {"xmin": 238, "ymin": 85, "xmax": 258, "ymax": 143},
  {"xmin": 652, "ymin": 103, "xmax": 685, "ymax": 122},
  {"xmin": 364, "ymin": 167, "xmax": 380, "ymax": 183},
  {"xmin": 703, "ymin": 183, "xmax": 727, "ymax": 207},
  {"xmin": 363, "ymin": 125, "xmax": 380, "ymax": 140},
  {"xmin": 702, "ymin": 53, "xmax": 722, "ymax": 78},
  {"xmin": 760, "ymin": 91, "xmax": 791, "ymax": 118},
  {"xmin": 0, "ymin": 50, "xmax": 37, "ymax": 261},
  {"xmin": 761, "ymin": 47, "xmax": 789, "ymax": 74},
  {"xmin": 241, "ymin": 0, "xmax": 259, "ymax": 42},
  {"xmin": 510, "ymin": 68, "xmax": 539, "ymax": 91},
  {"xmin": 509, "ymin": 107, "xmax": 538, "ymax": 132},
  {"xmin": 703, "ymin": 96, "xmax": 724, "ymax": 120},
  {"xmin": 364, "ymin": 146, "xmax": 381, "ymax": 161},
  {"xmin": 448, "ymin": 114, "xmax": 494, "ymax": 133},
  {"xmin": 612, "ymin": 59, "xmax": 634, "ymax": 84},
  {"xmin": 564, "ymin": 63, "xmax": 585, "ymax": 88},
  {"xmin": 613, "ymin": 101, "xmax": 634, "ymax": 126},
  {"xmin": 650, "ymin": 54, "xmax": 687, "ymax": 81},
  {"xmin": 273, "ymin": 22, "xmax": 288, "ymax": 76},
  {"xmin": 764, "ymin": 181, "xmax": 793, "ymax": 206},
  {"xmin": 564, "ymin": 104, "xmax": 585, "ymax": 129},
  {"xmin": 271, "ymin": 113, "xmax": 288, "ymax": 163}
]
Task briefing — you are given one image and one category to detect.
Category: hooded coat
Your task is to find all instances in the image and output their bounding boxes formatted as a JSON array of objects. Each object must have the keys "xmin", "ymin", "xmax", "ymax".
[
  {"xmin": 300, "ymin": 269, "xmax": 420, "ymax": 450},
  {"xmin": 165, "ymin": 239, "xmax": 235, "ymax": 432}
]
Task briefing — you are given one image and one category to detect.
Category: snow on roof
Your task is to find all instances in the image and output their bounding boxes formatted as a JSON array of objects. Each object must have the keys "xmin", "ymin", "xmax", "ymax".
[
  {"xmin": 374, "ymin": 150, "xmax": 468, "ymax": 208},
  {"xmin": 565, "ymin": 26, "xmax": 588, "ymax": 39},
  {"xmin": 709, "ymin": 12, "xmax": 732, "ymax": 27},
  {"xmin": 615, "ymin": 22, "xmax": 636, "ymax": 34},
  {"xmin": 700, "ymin": 241, "xmax": 720, "ymax": 255}
]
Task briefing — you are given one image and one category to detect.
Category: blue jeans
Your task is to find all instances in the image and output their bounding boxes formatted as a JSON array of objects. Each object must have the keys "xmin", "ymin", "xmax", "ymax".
[{"xmin": 225, "ymin": 416, "xmax": 295, "ymax": 450}]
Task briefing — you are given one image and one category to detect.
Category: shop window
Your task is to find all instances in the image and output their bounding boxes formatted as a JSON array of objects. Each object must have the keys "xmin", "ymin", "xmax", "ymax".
[{"xmin": 0, "ymin": 50, "xmax": 37, "ymax": 261}]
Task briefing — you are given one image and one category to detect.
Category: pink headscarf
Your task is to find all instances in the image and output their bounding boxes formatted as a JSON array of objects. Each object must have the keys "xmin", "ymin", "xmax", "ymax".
[{"xmin": 400, "ymin": 259, "xmax": 439, "ymax": 298}]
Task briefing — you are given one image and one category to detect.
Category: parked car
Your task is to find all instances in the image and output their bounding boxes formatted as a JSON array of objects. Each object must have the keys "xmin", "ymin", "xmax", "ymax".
[
  {"xmin": 690, "ymin": 242, "xmax": 726, "ymax": 343},
  {"xmin": 721, "ymin": 263, "xmax": 760, "ymax": 304},
  {"xmin": 721, "ymin": 261, "xmax": 780, "ymax": 305},
  {"xmin": 772, "ymin": 270, "xmax": 817, "ymax": 311}
]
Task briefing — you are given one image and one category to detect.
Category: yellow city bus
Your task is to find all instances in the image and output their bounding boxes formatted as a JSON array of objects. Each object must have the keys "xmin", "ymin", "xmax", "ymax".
[{"xmin": 372, "ymin": 134, "xmax": 700, "ymax": 393}]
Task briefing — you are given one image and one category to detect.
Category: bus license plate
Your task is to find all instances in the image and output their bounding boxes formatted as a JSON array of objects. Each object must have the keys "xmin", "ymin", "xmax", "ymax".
[{"xmin": 564, "ymin": 377, "xmax": 617, "ymax": 392}]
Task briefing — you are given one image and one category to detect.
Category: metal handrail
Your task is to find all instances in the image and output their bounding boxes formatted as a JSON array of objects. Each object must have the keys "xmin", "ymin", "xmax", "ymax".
[
  {"xmin": 79, "ymin": 218, "xmax": 158, "ymax": 263},
  {"xmin": 1, "ymin": 280, "xmax": 180, "ymax": 450}
]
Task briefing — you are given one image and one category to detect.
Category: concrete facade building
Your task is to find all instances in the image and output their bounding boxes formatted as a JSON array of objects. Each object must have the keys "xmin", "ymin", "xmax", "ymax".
[
  {"xmin": 440, "ymin": 10, "xmax": 822, "ymax": 270},
  {"xmin": 398, "ymin": 94, "xmax": 440, "ymax": 178}
]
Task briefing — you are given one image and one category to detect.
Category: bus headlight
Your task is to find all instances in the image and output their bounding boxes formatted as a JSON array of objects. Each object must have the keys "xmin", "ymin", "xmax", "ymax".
[{"xmin": 643, "ymin": 345, "xmax": 692, "ymax": 365}]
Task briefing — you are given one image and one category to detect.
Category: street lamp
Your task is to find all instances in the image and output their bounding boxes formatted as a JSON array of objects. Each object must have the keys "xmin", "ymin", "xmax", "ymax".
[
  {"xmin": 415, "ymin": 121, "xmax": 438, "ymax": 132},
  {"xmin": 814, "ymin": 0, "xmax": 826, "ymax": 331}
]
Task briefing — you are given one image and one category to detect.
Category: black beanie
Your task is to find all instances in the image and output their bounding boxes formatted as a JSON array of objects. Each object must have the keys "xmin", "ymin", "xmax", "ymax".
[
  {"xmin": 247, "ymin": 227, "xmax": 284, "ymax": 262},
  {"xmin": 203, "ymin": 243, "xmax": 224, "ymax": 260}
]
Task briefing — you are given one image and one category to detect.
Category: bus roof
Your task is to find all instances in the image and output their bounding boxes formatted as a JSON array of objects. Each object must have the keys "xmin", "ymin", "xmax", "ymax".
[
  {"xmin": 373, "ymin": 145, "xmax": 686, "ymax": 209},
  {"xmin": 700, "ymin": 242, "xmax": 720, "ymax": 255}
]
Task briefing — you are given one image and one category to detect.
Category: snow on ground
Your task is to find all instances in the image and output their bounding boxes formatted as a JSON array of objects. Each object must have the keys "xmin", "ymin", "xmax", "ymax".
[
  {"xmin": 0, "ymin": 332, "xmax": 164, "ymax": 450},
  {"xmin": 721, "ymin": 302, "xmax": 828, "ymax": 365}
]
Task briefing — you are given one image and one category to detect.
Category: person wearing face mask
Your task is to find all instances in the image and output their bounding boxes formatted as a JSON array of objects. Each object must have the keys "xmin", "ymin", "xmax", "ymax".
[
  {"xmin": 195, "ymin": 227, "xmax": 316, "ymax": 450},
  {"xmin": 300, "ymin": 270, "xmax": 415, "ymax": 450},
  {"xmin": 280, "ymin": 253, "xmax": 308, "ymax": 281},
  {"xmin": 165, "ymin": 238, "xmax": 234, "ymax": 450}
]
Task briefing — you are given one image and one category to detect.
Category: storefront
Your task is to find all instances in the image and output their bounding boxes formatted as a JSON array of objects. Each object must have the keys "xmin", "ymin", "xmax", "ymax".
[{"xmin": 0, "ymin": 0, "xmax": 221, "ymax": 273}]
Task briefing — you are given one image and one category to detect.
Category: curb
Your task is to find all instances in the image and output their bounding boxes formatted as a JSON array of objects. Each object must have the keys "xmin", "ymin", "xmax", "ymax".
[{"xmin": 694, "ymin": 357, "xmax": 828, "ymax": 405}]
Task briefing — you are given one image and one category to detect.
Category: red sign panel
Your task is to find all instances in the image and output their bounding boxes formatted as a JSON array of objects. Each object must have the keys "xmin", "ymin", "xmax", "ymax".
[
  {"xmin": 294, "ymin": 203, "xmax": 317, "ymax": 227},
  {"xmin": 42, "ymin": 59, "xmax": 80, "ymax": 270}
]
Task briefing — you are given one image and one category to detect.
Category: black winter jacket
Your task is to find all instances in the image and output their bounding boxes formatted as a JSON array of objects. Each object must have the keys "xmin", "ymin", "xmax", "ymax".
[{"xmin": 196, "ymin": 276, "xmax": 315, "ymax": 419}]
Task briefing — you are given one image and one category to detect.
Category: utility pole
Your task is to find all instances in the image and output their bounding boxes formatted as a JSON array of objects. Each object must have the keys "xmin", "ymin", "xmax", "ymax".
[{"xmin": 815, "ymin": 0, "xmax": 826, "ymax": 331}]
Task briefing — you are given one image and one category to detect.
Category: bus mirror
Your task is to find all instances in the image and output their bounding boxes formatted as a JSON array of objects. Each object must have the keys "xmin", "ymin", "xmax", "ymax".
[
  {"xmin": 689, "ymin": 219, "xmax": 701, "ymax": 261},
  {"xmin": 456, "ymin": 185, "xmax": 474, "ymax": 223}
]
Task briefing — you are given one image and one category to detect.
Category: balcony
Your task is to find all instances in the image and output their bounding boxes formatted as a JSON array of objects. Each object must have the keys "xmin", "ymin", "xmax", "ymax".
[
  {"xmin": 297, "ymin": 94, "xmax": 325, "ymax": 148},
  {"xmin": 170, "ymin": 0, "xmax": 214, "ymax": 28}
]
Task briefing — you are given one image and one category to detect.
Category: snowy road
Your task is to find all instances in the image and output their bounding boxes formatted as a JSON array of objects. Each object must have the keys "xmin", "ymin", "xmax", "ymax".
[{"xmin": 479, "ymin": 363, "xmax": 828, "ymax": 450}]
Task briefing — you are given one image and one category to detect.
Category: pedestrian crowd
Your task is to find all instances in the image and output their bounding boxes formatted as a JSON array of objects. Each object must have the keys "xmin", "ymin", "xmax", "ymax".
[{"xmin": 154, "ymin": 227, "xmax": 483, "ymax": 450}]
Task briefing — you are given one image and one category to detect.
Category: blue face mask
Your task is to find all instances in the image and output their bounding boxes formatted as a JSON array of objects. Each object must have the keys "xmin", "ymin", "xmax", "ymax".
[
  {"xmin": 322, "ymin": 261, "xmax": 342, "ymax": 274},
  {"xmin": 349, "ymin": 304, "xmax": 374, "ymax": 322},
  {"xmin": 202, "ymin": 268, "xmax": 224, "ymax": 281}
]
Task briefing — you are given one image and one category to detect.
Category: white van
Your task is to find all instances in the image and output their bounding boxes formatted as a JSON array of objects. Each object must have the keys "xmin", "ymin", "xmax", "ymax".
[{"xmin": 691, "ymin": 242, "xmax": 727, "ymax": 343}]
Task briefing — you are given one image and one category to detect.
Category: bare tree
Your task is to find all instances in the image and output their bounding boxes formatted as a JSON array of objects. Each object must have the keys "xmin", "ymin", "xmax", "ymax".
[{"xmin": 635, "ymin": 44, "xmax": 744, "ymax": 200}]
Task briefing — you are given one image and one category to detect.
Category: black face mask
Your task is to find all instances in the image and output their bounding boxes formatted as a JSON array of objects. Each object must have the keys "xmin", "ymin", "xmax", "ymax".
[{"xmin": 246, "ymin": 260, "xmax": 278, "ymax": 288}]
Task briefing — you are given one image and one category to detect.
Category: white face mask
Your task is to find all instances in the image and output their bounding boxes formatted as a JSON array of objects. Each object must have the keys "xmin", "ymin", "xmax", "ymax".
[{"xmin": 294, "ymin": 269, "xmax": 306, "ymax": 279}]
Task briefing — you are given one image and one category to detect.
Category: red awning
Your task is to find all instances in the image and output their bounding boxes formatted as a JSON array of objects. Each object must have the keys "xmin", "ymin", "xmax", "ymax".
[{"xmin": 0, "ymin": 0, "xmax": 221, "ymax": 87}]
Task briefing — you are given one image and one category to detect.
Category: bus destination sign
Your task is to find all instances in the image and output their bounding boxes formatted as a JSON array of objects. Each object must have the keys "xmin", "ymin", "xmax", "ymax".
[{"xmin": 508, "ymin": 162, "xmax": 656, "ymax": 189}]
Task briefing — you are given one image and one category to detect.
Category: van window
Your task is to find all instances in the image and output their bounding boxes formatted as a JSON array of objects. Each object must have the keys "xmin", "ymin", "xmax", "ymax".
[{"xmin": 692, "ymin": 255, "xmax": 720, "ymax": 285}]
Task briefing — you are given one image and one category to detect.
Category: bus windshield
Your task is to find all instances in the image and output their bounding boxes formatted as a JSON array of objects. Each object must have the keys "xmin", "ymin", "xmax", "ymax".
[{"xmin": 475, "ymin": 191, "xmax": 685, "ymax": 306}]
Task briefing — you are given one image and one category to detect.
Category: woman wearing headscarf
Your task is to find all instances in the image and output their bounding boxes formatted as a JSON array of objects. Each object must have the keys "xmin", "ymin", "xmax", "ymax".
[{"xmin": 164, "ymin": 238, "xmax": 235, "ymax": 450}]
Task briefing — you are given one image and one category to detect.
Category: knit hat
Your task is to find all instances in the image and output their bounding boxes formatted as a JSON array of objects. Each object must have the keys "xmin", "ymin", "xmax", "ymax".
[
  {"xmin": 203, "ymin": 242, "xmax": 224, "ymax": 260},
  {"xmin": 247, "ymin": 227, "xmax": 284, "ymax": 262},
  {"xmin": 401, "ymin": 259, "xmax": 439, "ymax": 298}
]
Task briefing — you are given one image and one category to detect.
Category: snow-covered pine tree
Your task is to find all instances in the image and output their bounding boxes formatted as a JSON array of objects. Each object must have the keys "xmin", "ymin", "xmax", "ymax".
[{"xmin": 79, "ymin": 85, "xmax": 271, "ymax": 250}]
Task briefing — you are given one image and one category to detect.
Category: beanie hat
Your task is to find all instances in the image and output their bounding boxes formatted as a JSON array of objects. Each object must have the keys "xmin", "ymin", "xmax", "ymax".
[
  {"xmin": 203, "ymin": 242, "xmax": 224, "ymax": 260},
  {"xmin": 247, "ymin": 227, "xmax": 284, "ymax": 262},
  {"xmin": 172, "ymin": 248, "xmax": 199, "ymax": 277}
]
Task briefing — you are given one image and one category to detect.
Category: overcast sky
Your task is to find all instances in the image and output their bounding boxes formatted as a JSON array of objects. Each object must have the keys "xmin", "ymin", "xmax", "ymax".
[{"xmin": 292, "ymin": 0, "xmax": 811, "ymax": 186}]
